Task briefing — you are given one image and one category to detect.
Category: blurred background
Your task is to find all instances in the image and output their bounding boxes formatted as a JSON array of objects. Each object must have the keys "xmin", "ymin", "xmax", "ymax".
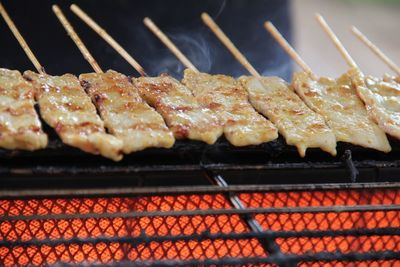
[{"xmin": 0, "ymin": 0, "xmax": 399, "ymax": 81}]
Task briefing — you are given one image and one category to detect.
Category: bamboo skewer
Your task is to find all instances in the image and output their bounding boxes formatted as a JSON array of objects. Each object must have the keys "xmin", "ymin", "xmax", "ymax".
[
  {"xmin": 143, "ymin": 17, "xmax": 199, "ymax": 72},
  {"xmin": 0, "ymin": 2, "xmax": 44, "ymax": 73},
  {"xmin": 315, "ymin": 13, "xmax": 358, "ymax": 70},
  {"xmin": 52, "ymin": 5, "xmax": 103, "ymax": 74},
  {"xmin": 264, "ymin": 21, "xmax": 317, "ymax": 80},
  {"xmin": 351, "ymin": 26, "xmax": 400, "ymax": 76},
  {"xmin": 70, "ymin": 4, "xmax": 147, "ymax": 76},
  {"xmin": 264, "ymin": 21, "xmax": 320, "ymax": 80},
  {"xmin": 201, "ymin": 13, "xmax": 260, "ymax": 78}
]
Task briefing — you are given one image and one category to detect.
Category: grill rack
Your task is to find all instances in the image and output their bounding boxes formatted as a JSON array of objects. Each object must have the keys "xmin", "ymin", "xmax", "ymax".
[
  {"xmin": 2, "ymin": 129, "xmax": 400, "ymax": 188},
  {"xmin": 0, "ymin": 183, "xmax": 399, "ymax": 266},
  {"xmin": 1, "ymin": 118, "xmax": 400, "ymax": 267}
]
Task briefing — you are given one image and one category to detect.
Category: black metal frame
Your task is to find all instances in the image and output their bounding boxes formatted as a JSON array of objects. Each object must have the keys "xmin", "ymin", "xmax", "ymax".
[
  {"xmin": 1, "ymin": 132, "xmax": 400, "ymax": 266},
  {"xmin": 1, "ymin": 182, "xmax": 399, "ymax": 266},
  {"xmin": 2, "ymin": 134, "xmax": 400, "ymax": 191}
]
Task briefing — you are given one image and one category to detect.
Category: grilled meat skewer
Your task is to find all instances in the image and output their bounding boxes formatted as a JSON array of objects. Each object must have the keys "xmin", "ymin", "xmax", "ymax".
[
  {"xmin": 349, "ymin": 69, "xmax": 400, "ymax": 140},
  {"xmin": 24, "ymin": 71, "xmax": 123, "ymax": 161},
  {"xmin": 292, "ymin": 70, "xmax": 391, "ymax": 153},
  {"xmin": 239, "ymin": 75, "xmax": 336, "ymax": 156},
  {"xmin": 182, "ymin": 69, "xmax": 278, "ymax": 146},
  {"xmin": 80, "ymin": 70, "xmax": 175, "ymax": 153},
  {"xmin": 0, "ymin": 68, "xmax": 48, "ymax": 150},
  {"xmin": 133, "ymin": 74, "xmax": 223, "ymax": 144}
]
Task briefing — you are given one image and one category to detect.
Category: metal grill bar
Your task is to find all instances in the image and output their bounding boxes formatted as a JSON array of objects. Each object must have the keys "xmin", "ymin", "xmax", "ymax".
[
  {"xmin": 3, "ymin": 160, "xmax": 400, "ymax": 176},
  {"xmin": 13, "ymin": 252, "xmax": 400, "ymax": 267},
  {"xmin": 2, "ymin": 204, "xmax": 398, "ymax": 222},
  {"xmin": 1, "ymin": 227, "xmax": 398, "ymax": 247},
  {"xmin": 0, "ymin": 182, "xmax": 398, "ymax": 198}
]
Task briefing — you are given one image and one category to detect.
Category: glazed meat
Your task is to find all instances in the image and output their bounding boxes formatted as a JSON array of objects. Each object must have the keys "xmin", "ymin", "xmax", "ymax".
[
  {"xmin": 0, "ymin": 68, "xmax": 47, "ymax": 150},
  {"xmin": 383, "ymin": 74, "xmax": 400, "ymax": 84},
  {"xmin": 292, "ymin": 70, "xmax": 391, "ymax": 153},
  {"xmin": 349, "ymin": 68, "xmax": 400, "ymax": 140},
  {"xmin": 133, "ymin": 74, "xmax": 223, "ymax": 144},
  {"xmin": 239, "ymin": 75, "xmax": 336, "ymax": 156},
  {"xmin": 182, "ymin": 69, "xmax": 278, "ymax": 146},
  {"xmin": 79, "ymin": 70, "xmax": 175, "ymax": 153},
  {"xmin": 23, "ymin": 70, "xmax": 123, "ymax": 161}
]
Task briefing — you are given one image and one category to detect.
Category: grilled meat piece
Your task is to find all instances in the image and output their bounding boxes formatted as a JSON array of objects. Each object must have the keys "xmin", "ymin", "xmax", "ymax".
[
  {"xmin": 23, "ymin": 71, "xmax": 123, "ymax": 161},
  {"xmin": 349, "ymin": 68, "xmax": 400, "ymax": 140},
  {"xmin": 292, "ymin": 70, "xmax": 391, "ymax": 153},
  {"xmin": 239, "ymin": 75, "xmax": 336, "ymax": 156},
  {"xmin": 0, "ymin": 68, "xmax": 47, "ymax": 150},
  {"xmin": 79, "ymin": 70, "xmax": 175, "ymax": 153},
  {"xmin": 133, "ymin": 74, "xmax": 223, "ymax": 144},
  {"xmin": 182, "ymin": 69, "xmax": 278, "ymax": 146},
  {"xmin": 383, "ymin": 74, "xmax": 400, "ymax": 84}
]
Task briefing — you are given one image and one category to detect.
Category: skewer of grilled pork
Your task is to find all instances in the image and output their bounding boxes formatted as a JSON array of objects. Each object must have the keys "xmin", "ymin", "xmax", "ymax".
[
  {"xmin": 133, "ymin": 75, "xmax": 223, "ymax": 144},
  {"xmin": 265, "ymin": 19, "xmax": 390, "ymax": 153},
  {"xmin": 313, "ymin": 14, "xmax": 391, "ymax": 152},
  {"xmin": 350, "ymin": 25, "xmax": 400, "ymax": 139},
  {"xmin": 80, "ymin": 70, "xmax": 175, "ymax": 152},
  {"xmin": 182, "ymin": 70, "xmax": 278, "ymax": 146},
  {"xmin": 0, "ymin": 68, "xmax": 48, "ymax": 150},
  {"xmin": 239, "ymin": 76, "xmax": 336, "ymax": 156},
  {"xmin": 292, "ymin": 70, "xmax": 390, "ymax": 152},
  {"xmin": 0, "ymin": 3, "xmax": 48, "ymax": 150},
  {"xmin": 143, "ymin": 17, "xmax": 278, "ymax": 147},
  {"xmin": 199, "ymin": 14, "xmax": 336, "ymax": 152},
  {"xmin": 52, "ymin": 5, "xmax": 176, "ymax": 154},
  {"xmin": 326, "ymin": 25, "xmax": 400, "ymax": 141},
  {"xmin": 69, "ymin": 6, "xmax": 222, "ymax": 145},
  {"xmin": 349, "ymin": 70, "xmax": 400, "ymax": 140},
  {"xmin": 23, "ymin": 71, "xmax": 124, "ymax": 160},
  {"xmin": 1, "ymin": 3, "xmax": 124, "ymax": 160}
]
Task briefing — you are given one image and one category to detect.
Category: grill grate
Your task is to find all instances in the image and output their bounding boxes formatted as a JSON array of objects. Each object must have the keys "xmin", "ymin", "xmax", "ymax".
[
  {"xmin": 0, "ymin": 184, "xmax": 399, "ymax": 266},
  {"xmin": 1, "ymin": 121, "xmax": 400, "ymax": 266}
]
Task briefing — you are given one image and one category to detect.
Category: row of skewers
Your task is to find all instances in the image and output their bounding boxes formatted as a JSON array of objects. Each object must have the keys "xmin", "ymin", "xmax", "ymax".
[{"xmin": 0, "ymin": 3, "xmax": 399, "ymax": 161}]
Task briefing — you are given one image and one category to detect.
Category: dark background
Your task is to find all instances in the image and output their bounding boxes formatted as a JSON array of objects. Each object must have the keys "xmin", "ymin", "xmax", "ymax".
[{"xmin": 0, "ymin": 0, "xmax": 292, "ymax": 80}]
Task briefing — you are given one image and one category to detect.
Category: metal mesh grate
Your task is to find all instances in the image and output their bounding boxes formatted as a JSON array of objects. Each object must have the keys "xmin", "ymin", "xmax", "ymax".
[{"xmin": 0, "ymin": 185, "xmax": 399, "ymax": 266}]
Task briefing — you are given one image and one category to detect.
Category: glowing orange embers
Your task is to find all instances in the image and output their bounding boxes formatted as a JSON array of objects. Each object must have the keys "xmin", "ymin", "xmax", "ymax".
[
  {"xmin": 240, "ymin": 188, "xmax": 400, "ymax": 259},
  {"xmin": 0, "ymin": 194, "xmax": 265, "ymax": 266},
  {"xmin": 0, "ymin": 188, "xmax": 399, "ymax": 266}
]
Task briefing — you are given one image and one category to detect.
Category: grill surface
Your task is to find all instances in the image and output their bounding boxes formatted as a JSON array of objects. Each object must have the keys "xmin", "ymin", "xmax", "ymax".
[
  {"xmin": 2, "ymin": 127, "xmax": 400, "ymax": 189},
  {"xmin": 1, "ymin": 122, "xmax": 400, "ymax": 267},
  {"xmin": 0, "ymin": 183, "xmax": 399, "ymax": 266}
]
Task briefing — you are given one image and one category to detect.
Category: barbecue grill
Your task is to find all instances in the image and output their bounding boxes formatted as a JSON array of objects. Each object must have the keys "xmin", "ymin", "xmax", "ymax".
[{"xmin": 1, "ymin": 0, "xmax": 400, "ymax": 266}]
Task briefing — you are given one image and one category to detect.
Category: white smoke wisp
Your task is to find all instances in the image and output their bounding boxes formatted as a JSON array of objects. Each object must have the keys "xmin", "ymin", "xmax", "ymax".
[
  {"xmin": 169, "ymin": 32, "xmax": 213, "ymax": 74},
  {"xmin": 152, "ymin": 54, "xmax": 185, "ymax": 77},
  {"xmin": 214, "ymin": 0, "xmax": 227, "ymax": 19},
  {"xmin": 262, "ymin": 61, "xmax": 293, "ymax": 81}
]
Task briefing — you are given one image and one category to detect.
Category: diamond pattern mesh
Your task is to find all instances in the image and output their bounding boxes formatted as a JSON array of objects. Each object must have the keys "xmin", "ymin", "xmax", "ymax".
[{"xmin": 0, "ymin": 188, "xmax": 399, "ymax": 266}]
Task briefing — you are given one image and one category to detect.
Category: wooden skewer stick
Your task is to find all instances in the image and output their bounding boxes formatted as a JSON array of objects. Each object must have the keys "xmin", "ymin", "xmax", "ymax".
[
  {"xmin": 351, "ymin": 26, "xmax": 400, "ymax": 76},
  {"xmin": 315, "ymin": 13, "xmax": 358, "ymax": 69},
  {"xmin": 143, "ymin": 17, "xmax": 199, "ymax": 72},
  {"xmin": 0, "ymin": 2, "xmax": 44, "ymax": 73},
  {"xmin": 201, "ymin": 12, "xmax": 260, "ymax": 78},
  {"xmin": 52, "ymin": 5, "xmax": 103, "ymax": 73},
  {"xmin": 70, "ymin": 4, "xmax": 147, "ymax": 76},
  {"xmin": 264, "ymin": 21, "xmax": 317, "ymax": 80}
]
